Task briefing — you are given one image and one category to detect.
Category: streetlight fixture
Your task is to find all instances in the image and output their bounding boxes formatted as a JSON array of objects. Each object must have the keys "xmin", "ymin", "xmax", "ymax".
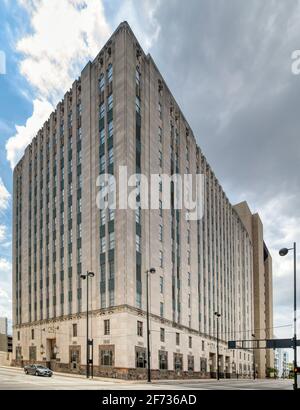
[
  {"xmin": 146, "ymin": 268, "xmax": 156, "ymax": 383},
  {"xmin": 214, "ymin": 311, "xmax": 221, "ymax": 380},
  {"xmin": 81, "ymin": 271, "xmax": 95, "ymax": 379},
  {"xmin": 252, "ymin": 333, "xmax": 256, "ymax": 380},
  {"xmin": 279, "ymin": 243, "xmax": 297, "ymax": 390}
]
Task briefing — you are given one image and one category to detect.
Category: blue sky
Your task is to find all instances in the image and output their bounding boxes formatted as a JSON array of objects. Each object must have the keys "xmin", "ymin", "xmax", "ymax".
[{"xmin": 0, "ymin": 1, "xmax": 299, "ymax": 361}]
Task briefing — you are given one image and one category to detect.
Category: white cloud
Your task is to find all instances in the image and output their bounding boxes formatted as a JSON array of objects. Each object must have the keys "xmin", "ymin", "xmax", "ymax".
[
  {"xmin": 6, "ymin": 0, "xmax": 112, "ymax": 169},
  {"xmin": 16, "ymin": 0, "xmax": 111, "ymax": 103},
  {"xmin": 6, "ymin": 99, "xmax": 53, "ymax": 169},
  {"xmin": 0, "ymin": 179, "xmax": 11, "ymax": 211},
  {"xmin": 115, "ymin": 0, "xmax": 161, "ymax": 52}
]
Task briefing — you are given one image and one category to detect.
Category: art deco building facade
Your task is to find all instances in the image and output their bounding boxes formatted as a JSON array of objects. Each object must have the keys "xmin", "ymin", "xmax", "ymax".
[{"xmin": 12, "ymin": 22, "xmax": 273, "ymax": 379}]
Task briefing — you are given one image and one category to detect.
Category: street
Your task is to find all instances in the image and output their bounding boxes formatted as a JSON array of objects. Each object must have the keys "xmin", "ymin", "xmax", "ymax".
[{"xmin": 0, "ymin": 367, "xmax": 293, "ymax": 390}]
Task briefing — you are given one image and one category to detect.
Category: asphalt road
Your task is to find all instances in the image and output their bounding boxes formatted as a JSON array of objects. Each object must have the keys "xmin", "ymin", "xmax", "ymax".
[{"xmin": 0, "ymin": 366, "xmax": 293, "ymax": 390}]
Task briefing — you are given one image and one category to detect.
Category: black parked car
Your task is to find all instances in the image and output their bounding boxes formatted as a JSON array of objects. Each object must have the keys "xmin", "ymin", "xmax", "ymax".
[{"xmin": 24, "ymin": 364, "xmax": 53, "ymax": 377}]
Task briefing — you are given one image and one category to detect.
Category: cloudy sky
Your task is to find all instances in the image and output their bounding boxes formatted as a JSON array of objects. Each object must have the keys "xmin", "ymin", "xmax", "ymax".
[{"xmin": 0, "ymin": 0, "xmax": 299, "ymax": 356}]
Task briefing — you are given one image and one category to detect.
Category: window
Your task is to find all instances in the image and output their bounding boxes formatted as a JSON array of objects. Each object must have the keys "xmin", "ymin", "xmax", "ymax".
[
  {"xmin": 176, "ymin": 332, "xmax": 180, "ymax": 346},
  {"xmin": 174, "ymin": 353, "xmax": 183, "ymax": 372},
  {"xmin": 136, "ymin": 96, "xmax": 141, "ymax": 114},
  {"xmin": 189, "ymin": 336, "xmax": 192, "ymax": 349},
  {"xmin": 72, "ymin": 324, "xmax": 77, "ymax": 337},
  {"xmin": 108, "ymin": 147, "xmax": 114, "ymax": 165},
  {"xmin": 188, "ymin": 294, "xmax": 191, "ymax": 308},
  {"xmin": 159, "ymin": 200, "xmax": 163, "ymax": 217},
  {"xmin": 188, "ymin": 272, "xmax": 191, "ymax": 287},
  {"xmin": 107, "ymin": 64, "xmax": 113, "ymax": 83},
  {"xmin": 100, "ymin": 237, "xmax": 106, "ymax": 253},
  {"xmin": 159, "ymin": 225, "xmax": 163, "ymax": 242},
  {"xmin": 108, "ymin": 94, "xmax": 113, "ymax": 111},
  {"xmin": 29, "ymin": 346, "xmax": 37, "ymax": 361},
  {"xmin": 104, "ymin": 319, "xmax": 110, "ymax": 335},
  {"xmin": 100, "ymin": 346, "xmax": 114, "ymax": 367},
  {"xmin": 100, "ymin": 128, "xmax": 105, "ymax": 145},
  {"xmin": 158, "ymin": 127, "xmax": 162, "ymax": 143},
  {"xmin": 135, "ymin": 207, "xmax": 141, "ymax": 224},
  {"xmin": 137, "ymin": 321, "xmax": 143, "ymax": 337},
  {"xmin": 109, "ymin": 232, "xmax": 115, "ymax": 250},
  {"xmin": 160, "ymin": 328, "xmax": 165, "ymax": 343},
  {"xmin": 188, "ymin": 355, "xmax": 194, "ymax": 372},
  {"xmin": 100, "ymin": 103, "xmax": 105, "ymax": 119},
  {"xmin": 159, "ymin": 150, "xmax": 163, "ymax": 168},
  {"xmin": 109, "ymin": 209, "xmax": 115, "ymax": 222},
  {"xmin": 136, "ymin": 67, "xmax": 141, "ymax": 87},
  {"xmin": 136, "ymin": 234, "xmax": 141, "ymax": 252},
  {"xmin": 160, "ymin": 276, "xmax": 164, "ymax": 294},
  {"xmin": 158, "ymin": 102, "xmax": 162, "ymax": 119},
  {"xmin": 99, "ymin": 74, "xmax": 105, "ymax": 92},
  {"xmin": 187, "ymin": 250, "xmax": 191, "ymax": 265},
  {"xmin": 159, "ymin": 351, "xmax": 168, "ymax": 370},
  {"xmin": 160, "ymin": 302, "xmax": 164, "ymax": 318},
  {"xmin": 108, "ymin": 121, "xmax": 113, "ymax": 139},
  {"xmin": 100, "ymin": 154, "xmax": 106, "ymax": 173},
  {"xmin": 159, "ymin": 251, "xmax": 163, "ymax": 268},
  {"xmin": 31, "ymin": 329, "xmax": 34, "ymax": 340},
  {"xmin": 135, "ymin": 347, "xmax": 146, "ymax": 368},
  {"xmin": 17, "ymin": 331, "xmax": 20, "ymax": 341},
  {"xmin": 100, "ymin": 209, "xmax": 106, "ymax": 226}
]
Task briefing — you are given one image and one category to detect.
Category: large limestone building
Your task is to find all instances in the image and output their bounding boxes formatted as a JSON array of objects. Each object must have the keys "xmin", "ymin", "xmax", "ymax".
[{"xmin": 12, "ymin": 22, "xmax": 274, "ymax": 379}]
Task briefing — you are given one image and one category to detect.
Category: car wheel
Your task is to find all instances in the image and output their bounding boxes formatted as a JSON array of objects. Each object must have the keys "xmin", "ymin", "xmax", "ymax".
[
  {"xmin": 35, "ymin": 371, "xmax": 39, "ymax": 376},
  {"xmin": 25, "ymin": 370, "xmax": 28, "ymax": 374}
]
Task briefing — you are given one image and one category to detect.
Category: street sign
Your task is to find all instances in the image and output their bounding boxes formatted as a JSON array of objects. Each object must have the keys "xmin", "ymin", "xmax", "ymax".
[{"xmin": 228, "ymin": 338, "xmax": 300, "ymax": 350}]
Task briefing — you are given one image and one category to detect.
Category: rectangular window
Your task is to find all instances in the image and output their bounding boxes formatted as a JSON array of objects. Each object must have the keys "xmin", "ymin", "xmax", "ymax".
[
  {"xmin": 160, "ymin": 251, "xmax": 163, "ymax": 268},
  {"xmin": 100, "ymin": 209, "xmax": 106, "ymax": 226},
  {"xmin": 107, "ymin": 94, "xmax": 113, "ymax": 111},
  {"xmin": 100, "ymin": 155, "xmax": 106, "ymax": 173},
  {"xmin": 108, "ymin": 121, "xmax": 113, "ymax": 139},
  {"xmin": 160, "ymin": 302, "xmax": 164, "ymax": 318},
  {"xmin": 100, "ymin": 347, "xmax": 114, "ymax": 367},
  {"xmin": 100, "ymin": 103, "xmax": 105, "ymax": 119},
  {"xmin": 159, "ymin": 127, "xmax": 162, "ymax": 143},
  {"xmin": 108, "ymin": 147, "xmax": 114, "ymax": 165},
  {"xmin": 159, "ymin": 225, "xmax": 163, "ymax": 242},
  {"xmin": 176, "ymin": 332, "xmax": 180, "ymax": 346},
  {"xmin": 158, "ymin": 102, "xmax": 162, "ymax": 119},
  {"xmin": 159, "ymin": 351, "xmax": 168, "ymax": 370},
  {"xmin": 159, "ymin": 150, "xmax": 163, "ymax": 168},
  {"xmin": 136, "ymin": 235, "xmax": 141, "ymax": 252},
  {"xmin": 188, "ymin": 272, "xmax": 191, "ymax": 287},
  {"xmin": 109, "ymin": 209, "xmax": 115, "ymax": 221},
  {"xmin": 189, "ymin": 336, "xmax": 192, "ymax": 349},
  {"xmin": 104, "ymin": 319, "xmax": 110, "ymax": 335},
  {"xmin": 137, "ymin": 321, "xmax": 143, "ymax": 337},
  {"xmin": 136, "ymin": 96, "xmax": 141, "ymax": 114},
  {"xmin": 160, "ymin": 276, "xmax": 164, "ymax": 294},
  {"xmin": 72, "ymin": 324, "xmax": 77, "ymax": 337},
  {"xmin": 160, "ymin": 328, "xmax": 165, "ymax": 343},
  {"xmin": 100, "ymin": 128, "xmax": 105, "ymax": 145},
  {"xmin": 31, "ymin": 329, "xmax": 34, "ymax": 340},
  {"xmin": 100, "ymin": 237, "xmax": 106, "ymax": 253},
  {"xmin": 109, "ymin": 232, "xmax": 115, "ymax": 250}
]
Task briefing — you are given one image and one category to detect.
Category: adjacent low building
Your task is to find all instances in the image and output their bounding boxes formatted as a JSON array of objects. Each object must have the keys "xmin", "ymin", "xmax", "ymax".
[{"xmin": 12, "ymin": 22, "xmax": 274, "ymax": 379}]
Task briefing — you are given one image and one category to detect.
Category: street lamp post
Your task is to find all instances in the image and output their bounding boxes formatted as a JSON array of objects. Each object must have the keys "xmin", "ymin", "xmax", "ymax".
[
  {"xmin": 279, "ymin": 243, "xmax": 297, "ymax": 390},
  {"xmin": 81, "ymin": 271, "xmax": 95, "ymax": 379},
  {"xmin": 146, "ymin": 268, "xmax": 156, "ymax": 383},
  {"xmin": 214, "ymin": 312, "xmax": 221, "ymax": 380},
  {"xmin": 252, "ymin": 333, "xmax": 256, "ymax": 380}
]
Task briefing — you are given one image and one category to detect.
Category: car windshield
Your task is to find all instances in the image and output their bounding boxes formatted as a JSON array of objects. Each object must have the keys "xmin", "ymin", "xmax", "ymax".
[{"xmin": 37, "ymin": 366, "xmax": 47, "ymax": 369}]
